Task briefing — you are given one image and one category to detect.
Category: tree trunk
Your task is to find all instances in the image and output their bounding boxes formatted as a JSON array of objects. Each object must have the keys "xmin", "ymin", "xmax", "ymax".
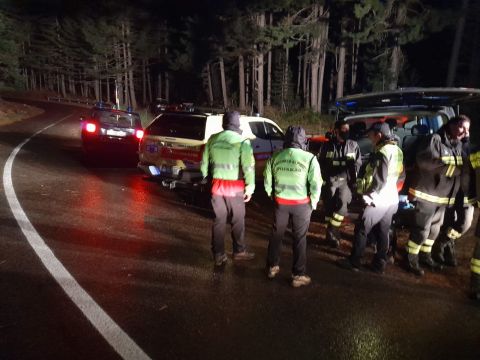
[
  {"xmin": 219, "ymin": 57, "xmax": 228, "ymax": 109},
  {"xmin": 266, "ymin": 13, "xmax": 273, "ymax": 107},
  {"xmin": 447, "ymin": 0, "xmax": 469, "ymax": 86},
  {"xmin": 157, "ymin": 73, "xmax": 162, "ymax": 99},
  {"xmin": 94, "ymin": 61, "xmax": 100, "ymax": 101},
  {"xmin": 255, "ymin": 12, "xmax": 265, "ymax": 115},
  {"xmin": 388, "ymin": 2, "xmax": 406, "ymax": 90},
  {"xmin": 105, "ymin": 60, "xmax": 110, "ymax": 102},
  {"xmin": 245, "ymin": 63, "xmax": 250, "ymax": 108},
  {"xmin": 122, "ymin": 22, "xmax": 129, "ymax": 107},
  {"xmin": 336, "ymin": 41, "xmax": 346, "ymax": 99},
  {"xmin": 165, "ymin": 71, "xmax": 169, "ymax": 102},
  {"xmin": 238, "ymin": 56, "xmax": 246, "ymax": 110},
  {"xmin": 147, "ymin": 62, "xmax": 152, "ymax": 103},
  {"xmin": 126, "ymin": 20, "xmax": 137, "ymax": 109},
  {"xmin": 142, "ymin": 58, "xmax": 147, "ymax": 106},
  {"xmin": 115, "ymin": 41, "xmax": 124, "ymax": 106},
  {"xmin": 164, "ymin": 47, "xmax": 169, "ymax": 102}
]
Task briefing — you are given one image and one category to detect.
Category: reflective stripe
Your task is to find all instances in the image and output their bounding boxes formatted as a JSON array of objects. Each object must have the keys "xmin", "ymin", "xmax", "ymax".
[
  {"xmin": 214, "ymin": 163, "xmax": 238, "ymax": 170},
  {"xmin": 446, "ymin": 164, "xmax": 456, "ymax": 177},
  {"xmin": 464, "ymin": 197, "xmax": 477, "ymax": 205},
  {"xmin": 244, "ymin": 165, "xmax": 255, "ymax": 172},
  {"xmin": 406, "ymin": 240, "xmax": 421, "ymax": 255},
  {"xmin": 332, "ymin": 161, "xmax": 346, "ymax": 166},
  {"xmin": 447, "ymin": 228, "xmax": 461, "ymax": 240},
  {"xmin": 276, "ymin": 184, "xmax": 304, "ymax": 192},
  {"xmin": 332, "ymin": 213, "xmax": 344, "ymax": 221},
  {"xmin": 408, "ymin": 188, "xmax": 455, "ymax": 205},
  {"xmin": 470, "ymin": 152, "xmax": 480, "ymax": 169},
  {"xmin": 424, "ymin": 239, "xmax": 435, "ymax": 246},
  {"xmin": 471, "ymin": 262, "xmax": 480, "ymax": 275},
  {"xmin": 441, "ymin": 156, "xmax": 463, "ymax": 165},
  {"xmin": 330, "ymin": 219, "xmax": 342, "ymax": 227},
  {"xmin": 326, "ymin": 151, "xmax": 334, "ymax": 158},
  {"xmin": 420, "ymin": 245, "xmax": 432, "ymax": 253},
  {"xmin": 471, "ymin": 258, "xmax": 480, "ymax": 267},
  {"xmin": 346, "ymin": 152, "xmax": 356, "ymax": 159}
]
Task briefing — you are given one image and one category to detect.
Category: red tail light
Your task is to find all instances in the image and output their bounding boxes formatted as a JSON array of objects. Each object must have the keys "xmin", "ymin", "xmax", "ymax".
[
  {"xmin": 135, "ymin": 129, "xmax": 144, "ymax": 140},
  {"xmin": 85, "ymin": 123, "xmax": 97, "ymax": 133}
]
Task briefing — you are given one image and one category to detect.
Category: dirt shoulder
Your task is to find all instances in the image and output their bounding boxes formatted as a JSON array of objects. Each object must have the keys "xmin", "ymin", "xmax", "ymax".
[{"xmin": 0, "ymin": 97, "xmax": 44, "ymax": 126}]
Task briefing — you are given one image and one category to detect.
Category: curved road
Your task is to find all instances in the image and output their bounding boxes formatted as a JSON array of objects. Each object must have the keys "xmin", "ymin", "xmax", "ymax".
[{"xmin": 0, "ymin": 101, "xmax": 479, "ymax": 360}]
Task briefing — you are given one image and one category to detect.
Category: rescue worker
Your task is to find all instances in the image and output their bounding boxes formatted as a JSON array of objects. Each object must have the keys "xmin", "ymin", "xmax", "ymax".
[
  {"xmin": 468, "ymin": 146, "xmax": 480, "ymax": 300},
  {"xmin": 433, "ymin": 116, "xmax": 474, "ymax": 267},
  {"xmin": 264, "ymin": 126, "xmax": 322, "ymax": 287},
  {"xmin": 337, "ymin": 122, "xmax": 403, "ymax": 273},
  {"xmin": 318, "ymin": 120, "xmax": 362, "ymax": 247},
  {"xmin": 406, "ymin": 116, "xmax": 468, "ymax": 276},
  {"xmin": 200, "ymin": 111, "xmax": 256, "ymax": 266}
]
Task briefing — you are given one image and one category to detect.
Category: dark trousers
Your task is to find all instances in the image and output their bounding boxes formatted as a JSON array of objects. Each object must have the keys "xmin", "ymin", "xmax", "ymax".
[
  {"xmin": 350, "ymin": 203, "xmax": 398, "ymax": 267},
  {"xmin": 441, "ymin": 203, "xmax": 474, "ymax": 238},
  {"xmin": 324, "ymin": 179, "xmax": 352, "ymax": 223},
  {"xmin": 267, "ymin": 203, "xmax": 312, "ymax": 276},
  {"xmin": 211, "ymin": 194, "xmax": 246, "ymax": 256},
  {"xmin": 410, "ymin": 201, "xmax": 446, "ymax": 247}
]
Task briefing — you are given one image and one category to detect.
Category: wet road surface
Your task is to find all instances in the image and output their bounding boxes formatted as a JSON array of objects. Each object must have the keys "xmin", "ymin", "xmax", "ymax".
[{"xmin": 0, "ymin": 101, "xmax": 479, "ymax": 360}]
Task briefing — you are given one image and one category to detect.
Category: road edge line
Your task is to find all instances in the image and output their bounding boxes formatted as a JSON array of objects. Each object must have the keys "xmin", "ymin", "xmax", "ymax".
[{"xmin": 2, "ymin": 115, "xmax": 151, "ymax": 360}]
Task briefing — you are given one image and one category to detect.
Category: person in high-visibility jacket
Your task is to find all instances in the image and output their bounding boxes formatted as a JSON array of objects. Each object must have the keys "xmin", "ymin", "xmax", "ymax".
[
  {"xmin": 467, "ymin": 145, "xmax": 480, "ymax": 300},
  {"xmin": 318, "ymin": 120, "xmax": 362, "ymax": 248},
  {"xmin": 200, "ymin": 111, "xmax": 256, "ymax": 266},
  {"xmin": 264, "ymin": 126, "xmax": 322, "ymax": 287},
  {"xmin": 337, "ymin": 122, "xmax": 404, "ymax": 273},
  {"xmin": 433, "ymin": 117, "xmax": 474, "ymax": 267},
  {"xmin": 406, "ymin": 116, "xmax": 469, "ymax": 276}
]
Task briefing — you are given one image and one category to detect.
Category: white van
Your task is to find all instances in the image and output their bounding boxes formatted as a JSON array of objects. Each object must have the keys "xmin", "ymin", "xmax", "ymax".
[{"xmin": 138, "ymin": 112, "xmax": 285, "ymax": 188}]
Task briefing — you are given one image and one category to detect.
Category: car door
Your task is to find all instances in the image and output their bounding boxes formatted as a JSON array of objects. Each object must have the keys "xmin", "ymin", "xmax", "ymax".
[
  {"xmin": 264, "ymin": 121, "xmax": 284, "ymax": 153},
  {"xmin": 248, "ymin": 121, "xmax": 273, "ymax": 179}
]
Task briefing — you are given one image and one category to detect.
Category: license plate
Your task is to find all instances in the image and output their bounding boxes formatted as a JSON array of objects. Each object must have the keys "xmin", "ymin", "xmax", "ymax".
[{"xmin": 106, "ymin": 129, "xmax": 127, "ymax": 137}]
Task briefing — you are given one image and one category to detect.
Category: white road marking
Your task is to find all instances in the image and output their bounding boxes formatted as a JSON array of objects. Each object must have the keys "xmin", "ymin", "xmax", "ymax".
[{"xmin": 2, "ymin": 115, "xmax": 151, "ymax": 360}]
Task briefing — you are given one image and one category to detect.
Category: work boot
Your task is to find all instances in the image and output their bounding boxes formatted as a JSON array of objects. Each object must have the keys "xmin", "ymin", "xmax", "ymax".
[
  {"xmin": 267, "ymin": 265, "xmax": 280, "ymax": 279},
  {"xmin": 443, "ymin": 241, "xmax": 458, "ymax": 267},
  {"xmin": 336, "ymin": 257, "xmax": 360, "ymax": 272},
  {"xmin": 432, "ymin": 237, "xmax": 447, "ymax": 264},
  {"xmin": 233, "ymin": 251, "xmax": 255, "ymax": 261},
  {"xmin": 291, "ymin": 274, "xmax": 311, "ymax": 288},
  {"xmin": 420, "ymin": 252, "xmax": 444, "ymax": 271},
  {"xmin": 214, "ymin": 253, "xmax": 228, "ymax": 266},
  {"xmin": 326, "ymin": 226, "xmax": 340, "ymax": 248},
  {"xmin": 370, "ymin": 259, "xmax": 387, "ymax": 275},
  {"xmin": 407, "ymin": 253, "xmax": 424, "ymax": 276}
]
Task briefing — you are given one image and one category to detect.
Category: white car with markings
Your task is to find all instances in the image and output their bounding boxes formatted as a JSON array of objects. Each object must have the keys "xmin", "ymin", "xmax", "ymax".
[{"xmin": 138, "ymin": 112, "xmax": 285, "ymax": 188}]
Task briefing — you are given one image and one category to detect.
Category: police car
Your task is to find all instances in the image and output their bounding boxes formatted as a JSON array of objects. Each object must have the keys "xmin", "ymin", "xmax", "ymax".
[{"xmin": 138, "ymin": 111, "xmax": 285, "ymax": 188}]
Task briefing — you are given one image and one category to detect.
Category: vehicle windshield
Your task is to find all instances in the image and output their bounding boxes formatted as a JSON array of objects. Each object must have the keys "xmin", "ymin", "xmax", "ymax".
[
  {"xmin": 94, "ymin": 111, "xmax": 141, "ymax": 128},
  {"xmin": 147, "ymin": 114, "xmax": 207, "ymax": 140}
]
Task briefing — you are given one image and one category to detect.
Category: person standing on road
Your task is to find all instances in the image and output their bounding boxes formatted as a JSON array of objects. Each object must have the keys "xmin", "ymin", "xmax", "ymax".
[
  {"xmin": 264, "ymin": 126, "xmax": 322, "ymax": 287},
  {"xmin": 200, "ymin": 111, "xmax": 256, "ymax": 266},
  {"xmin": 433, "ymin": 116, "xmax": 474, "ymax": 267},
  {"xmin": 318, "ymin": 120, "xmax": 362, "ymax": 248},
  {"xmin": 406, "ymin": 116, "xmax": 468, "ymax": 276},
  {"xmin": 338, "ymin": 122, "xmax": 404, "ymax": 274}
]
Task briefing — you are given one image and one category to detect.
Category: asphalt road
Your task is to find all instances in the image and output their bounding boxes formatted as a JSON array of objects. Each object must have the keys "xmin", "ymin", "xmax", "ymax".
[{"xmin": 0, "ymin": 101, "xmax": 479, "ymax": 360}]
